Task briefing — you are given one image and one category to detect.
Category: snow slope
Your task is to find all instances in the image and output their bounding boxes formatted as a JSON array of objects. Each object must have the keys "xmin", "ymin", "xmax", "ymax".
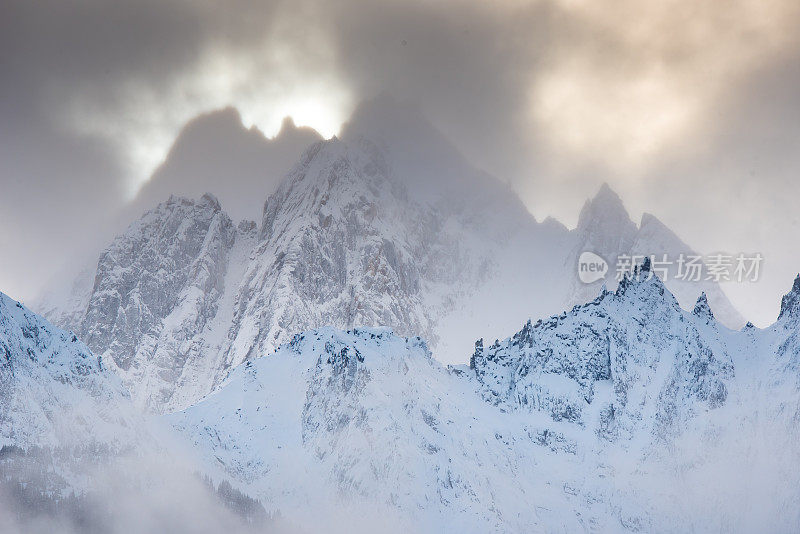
[{"xmin": 170, "ymin": 327, "xmax": 580, "ymax": 533}]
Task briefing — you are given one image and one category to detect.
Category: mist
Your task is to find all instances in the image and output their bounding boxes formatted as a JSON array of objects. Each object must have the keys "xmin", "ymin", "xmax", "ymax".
[{"xmin": 0, "ymin": 448, "xmax": 285, "ymax": 534}]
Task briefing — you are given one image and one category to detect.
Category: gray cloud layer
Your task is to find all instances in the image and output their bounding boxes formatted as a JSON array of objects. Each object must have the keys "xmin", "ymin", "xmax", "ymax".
[{"xmin": 1, "ymin": 0, "xmax": 799, "ymax": 324}]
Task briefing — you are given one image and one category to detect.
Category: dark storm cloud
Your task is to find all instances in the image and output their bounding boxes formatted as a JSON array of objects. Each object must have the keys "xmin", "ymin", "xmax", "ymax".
[
  {"xmin": 328, "ymin": 0, "xmax": 553, "ymax": 182},
  {"xmin": 0, "ymin": 0, "xmax": 286, "ymax": 300},
  {"xmin": 327, "ymin": 0, "xmax": 800, "ymax": 209},
  {"xmin": 0, "ymin": 0, "xmax": 211, "ymax": 300}
]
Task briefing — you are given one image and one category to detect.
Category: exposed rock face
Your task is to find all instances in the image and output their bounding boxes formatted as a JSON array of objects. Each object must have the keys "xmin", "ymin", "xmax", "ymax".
[
  {"xmin": 63, "ymin": 135, "xmax": 525, "ymax": 413},
  {"xmin": 62, "ymin": 124, "xmax": 556, "ymax": 413},
  {"xmin": 693, "ymin": 292, "xmax": 714, "ymax": 320},
  {"xmin": 79, "ymin": 194, "xmax": 239, "ymax": 410},
  {"xmin": 774, "ymin": 275, "xmax": 800, "ymax": 389},
  {"xmin": 224, "ymin": 138, "xmax": 487, "ymax": 366},
  {"xmin": 778, "ymin": 274, "xmax": 800, "ymax": 321}
]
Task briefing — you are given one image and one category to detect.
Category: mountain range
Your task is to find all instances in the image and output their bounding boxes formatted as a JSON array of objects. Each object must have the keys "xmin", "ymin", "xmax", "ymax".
[
  {"xmin": 168, "ymin": 264, "xmax": 800, "ymax": 532},
  {"xmin": 4, "ymin": 96, "xmax": 794, "ymax": 532},
  {"xmin": 36, "ymin": 97, "xmax": 745, "ymax": 413},
  {"xmin": 5, "ymin": 268, "xmax": 797, "ymax": 531}
]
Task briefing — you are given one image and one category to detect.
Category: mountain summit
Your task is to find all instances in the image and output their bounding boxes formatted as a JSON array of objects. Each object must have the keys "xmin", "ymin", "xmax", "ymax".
[
  {"xmin": 131, "ymin": 107, "xmax": 322, "ymax": 222},
  {"xmin": 778, "ymin": 274, "xmax": 800, "ymax": 321}
]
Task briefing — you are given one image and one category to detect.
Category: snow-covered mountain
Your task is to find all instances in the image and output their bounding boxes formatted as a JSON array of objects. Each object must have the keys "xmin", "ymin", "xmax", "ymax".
[
  {"xmin": 170, "ymin": 268, "xmax": 800, "ymax": 533},
  {"xmin": 472, "ymin": 260, "xmax": 733, "ymax": 443},
  {"xmin": 67, "ymin": 132, "xmax": 553, "ymax": 413},
  {"xmin": 0, "ymin": 291, "xmax": 142, "ymax": 451},
  {"xmin": 5, "ymin": 210, "xmax": 798, "ymax": 532},
  {"xmin": 36, "ymin": 99, "xmax": 744, "ymax": 415},
  {"xmin": 0, "ymin": 292, "xmax": 284, "ymax": 533},
  {"xmin": 221, "ymin": 133, "xmax": 553, "ymax": 370}
]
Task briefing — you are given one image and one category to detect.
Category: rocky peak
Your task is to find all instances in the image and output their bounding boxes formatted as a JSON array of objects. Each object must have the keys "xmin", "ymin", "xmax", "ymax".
[
  {"xmin": 199, "ymin": 192, "xmax": 222, "ymax": 211},
  {"xmin": 693, "ymin": 292, "xmax": 715, "ymax": 321},
  {"xmin": 131, "ymin": 107, "xmax": 321, "ymax": 222},
  {"xmin": 615, "ymin": 256, "xmax": 671, "ymax": 304},
  {"xmin": 78, "ymin": 194, "xmax": 237, "ymax": 410},
  {"xmin": 259, "ymin": 137, "xmax": 396, "ymax": 241},
  {"xmin": 471, "ymin": 268, "xmax": 731, "ymax": 441},
  {"xmin": 277, "ymin": 115, "xmax": 297, "ymax": 135},
  {"xmin": 567, "ymin": 184, "xmax": 745, "ymax": 330}
]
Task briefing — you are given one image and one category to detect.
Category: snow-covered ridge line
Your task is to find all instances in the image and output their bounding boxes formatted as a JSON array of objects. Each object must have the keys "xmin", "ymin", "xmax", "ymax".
[{"xmin": 169, "ymin": 268, "xmax": 800, "ymax": 532}]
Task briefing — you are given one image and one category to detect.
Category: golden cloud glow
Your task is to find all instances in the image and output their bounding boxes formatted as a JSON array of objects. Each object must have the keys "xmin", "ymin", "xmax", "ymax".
[{"xmin": 530, "ymin": 0, "xmax": 800, "ymax": 171}]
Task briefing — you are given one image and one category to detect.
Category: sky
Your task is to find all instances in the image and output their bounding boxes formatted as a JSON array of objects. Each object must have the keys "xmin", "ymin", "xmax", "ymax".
[{"xmin": 1, "ymin": 0, "xmax": 799, "ymax": 326}]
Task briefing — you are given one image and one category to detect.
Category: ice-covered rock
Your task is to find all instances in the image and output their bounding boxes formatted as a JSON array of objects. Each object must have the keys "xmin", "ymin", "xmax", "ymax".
[
  {"xmin": 778, "ymin": 274, "xmax": 800, "ymax": 321},
  {"xmin": 472, "ymin": 263, "xmax": 732, "ymax": 442}
]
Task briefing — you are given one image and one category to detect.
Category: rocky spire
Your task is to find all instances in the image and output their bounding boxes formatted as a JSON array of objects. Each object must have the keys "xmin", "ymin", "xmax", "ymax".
[
  {"xmin": 641, "ymin": 256, "xmax": 652, "ymax": 274},
  {"xmin": 778, "ymin": 274, "xmax": 800, "ymax": 321},
  {"xmin": 470, "ymin": 338, "xmax": 484, "ymax": 370},
  {"xmin": 693, "ymin": 292, "xmax": 714, "ymax": 320},
  {"xmin": 199, "ymin": 192, "xmax": 222, "ymax": 211}
]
